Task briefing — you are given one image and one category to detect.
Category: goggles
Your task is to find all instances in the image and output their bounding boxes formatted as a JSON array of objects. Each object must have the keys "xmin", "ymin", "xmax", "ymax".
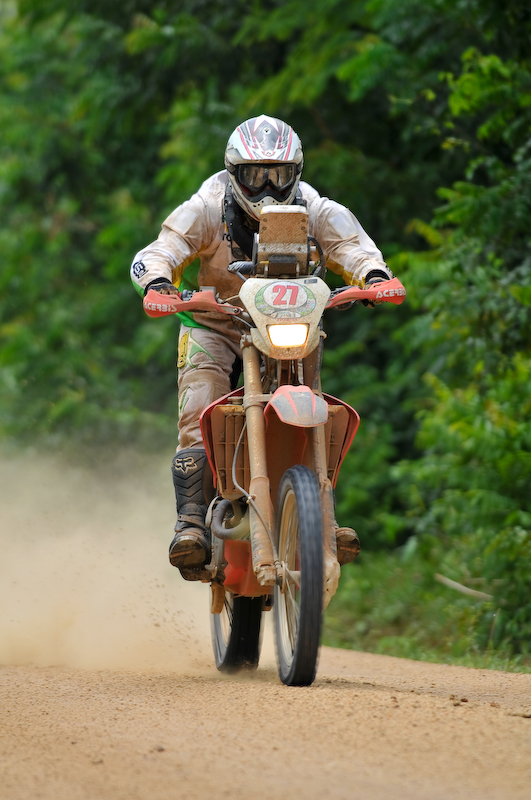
[{"xmin": 237, "ymin": 163, "xmax": 296, "ymax": 195}]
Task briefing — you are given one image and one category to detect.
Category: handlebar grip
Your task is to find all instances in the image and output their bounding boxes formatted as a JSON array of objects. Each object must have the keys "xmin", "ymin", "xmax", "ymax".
[{"xmin": 228, "ymin": 261, "xmax": 255, "ymax": 275}]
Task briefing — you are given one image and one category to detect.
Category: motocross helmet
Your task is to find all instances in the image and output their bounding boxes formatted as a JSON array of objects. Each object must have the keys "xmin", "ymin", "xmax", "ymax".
[{"xmin": 225, "ymin": 115, "xmax": 304, "ymax": 221}]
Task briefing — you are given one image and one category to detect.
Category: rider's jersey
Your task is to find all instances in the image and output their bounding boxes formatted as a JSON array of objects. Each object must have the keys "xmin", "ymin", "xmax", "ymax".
[{"xmin": 131, "ymin": 170, "xmax": 392, "ymax": 333}]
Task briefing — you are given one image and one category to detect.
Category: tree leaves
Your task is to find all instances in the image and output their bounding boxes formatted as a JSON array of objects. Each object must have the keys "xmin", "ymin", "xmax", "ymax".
[{"xmin": 1, "ymin": 0, "xmax": 531, "ymax": 654}]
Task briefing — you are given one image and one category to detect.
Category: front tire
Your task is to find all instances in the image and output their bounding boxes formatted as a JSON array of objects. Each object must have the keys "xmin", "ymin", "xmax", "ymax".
[
  {"xmin": 274, "ymin": 466, "xmax": 324, "ymax": 686},
  {"xmin": 210, "ymin": 590, "xmax": 263, "ymax": 672}
]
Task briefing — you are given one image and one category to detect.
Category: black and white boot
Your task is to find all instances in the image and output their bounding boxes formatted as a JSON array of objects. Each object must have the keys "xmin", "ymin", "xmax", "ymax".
[{"xmin": 169, "ymin": 448, "xmax": 214, "ymax": 580}]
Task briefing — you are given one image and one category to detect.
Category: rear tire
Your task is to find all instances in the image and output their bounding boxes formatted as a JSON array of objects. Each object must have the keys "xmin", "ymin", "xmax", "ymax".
[
  {"xmin": 274, "ymin": 466, "xmax": 323, "ymax": 686},
  {"xmin": 210, "ymin": 591, "xmax": 263, "ymax": 672}
]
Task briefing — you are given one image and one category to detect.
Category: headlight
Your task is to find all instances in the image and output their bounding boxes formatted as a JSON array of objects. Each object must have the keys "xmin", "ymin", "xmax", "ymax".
[{"xmin": 267, "ymin": 324, "xmax": 309, "ymax": 348}]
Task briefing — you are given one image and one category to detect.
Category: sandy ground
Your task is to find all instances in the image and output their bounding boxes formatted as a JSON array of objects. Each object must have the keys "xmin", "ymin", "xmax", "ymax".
[{"xmin": 1, "ymin": 450, "xmax": 530, "ymax": 800}]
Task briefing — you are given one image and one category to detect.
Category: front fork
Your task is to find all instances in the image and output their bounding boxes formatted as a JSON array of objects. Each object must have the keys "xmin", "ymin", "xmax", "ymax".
[
  {"xmin": 241, "ymin": 339, "xmax": 277, "ymax": 586},
  {"xmin": 312, "ymin": 420, "xmax": 341, "ymax": 608},
  {"xmin": 241, "ymin": 337, "xmax": 339, "ymax": 602}
]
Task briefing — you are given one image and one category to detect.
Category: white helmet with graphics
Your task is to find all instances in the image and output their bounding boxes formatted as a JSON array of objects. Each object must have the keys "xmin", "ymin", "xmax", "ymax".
[{"xmin": 225, "ymin": 115, "xmax": 304, "ymax": 221}]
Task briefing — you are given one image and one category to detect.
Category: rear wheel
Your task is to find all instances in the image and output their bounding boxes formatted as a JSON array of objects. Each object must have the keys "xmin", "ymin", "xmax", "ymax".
[
  {"xmin": 274, "ymin": 466, "xmax": 323, "ymax": 686},
  {"xmin": 210, "ymin": 590, "xmax": 263, "ymax": 672}
]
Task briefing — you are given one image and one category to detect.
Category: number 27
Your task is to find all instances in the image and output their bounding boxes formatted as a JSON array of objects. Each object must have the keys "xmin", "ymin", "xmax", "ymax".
[{"xmin": 272, "ymin": 285, "xmax": 299, "ymax": 306}]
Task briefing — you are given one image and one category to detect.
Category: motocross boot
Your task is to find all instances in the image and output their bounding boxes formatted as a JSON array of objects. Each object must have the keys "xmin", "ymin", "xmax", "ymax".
[
  {"xmin": 335, "ymin": 526, "xmax": 361, "ymax": 566},
  {"xmin": 169, "ymin": 448, "xmax": 214, "ymax": 581}
]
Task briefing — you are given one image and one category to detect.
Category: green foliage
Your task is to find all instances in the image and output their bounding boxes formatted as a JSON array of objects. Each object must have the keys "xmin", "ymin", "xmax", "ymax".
[
  {"xmin": 1, "ymin": 0, "xmax": 531, "ymax": 662},
  {"xmin": 324, "ymin": 549, "xmax": 531, "ymax": 672},
  {"xmin": 392, "ymin": 27, "xmax": 531, "ymax": 652},
  {"xmin": 0, "ymin": 1, "xmax": 250, "ymax": 443},
  {"xmin": 324, "ymin": 548, "xmax": 486, "ymax": 664}
]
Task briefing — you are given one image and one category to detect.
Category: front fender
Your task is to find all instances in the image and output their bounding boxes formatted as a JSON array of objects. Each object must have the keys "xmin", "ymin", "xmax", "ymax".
[{"xmin": 264, "ymin": 386, "xmax": 328, "ymax": 428}]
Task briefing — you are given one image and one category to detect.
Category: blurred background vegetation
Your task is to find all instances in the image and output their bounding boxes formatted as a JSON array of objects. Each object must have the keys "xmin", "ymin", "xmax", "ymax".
[{"xmin": 1, "ymin": 0, "xmax": 530, "ymax": 668}]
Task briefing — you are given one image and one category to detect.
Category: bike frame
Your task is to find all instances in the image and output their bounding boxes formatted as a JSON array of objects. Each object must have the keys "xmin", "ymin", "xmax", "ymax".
[
  {"xmin": 143, "ymin": 264, "xmax": 406, "ymax": 611},
  {"xmin": 199, "ymin": 357, "xmax": 360, "ymax": 601}
]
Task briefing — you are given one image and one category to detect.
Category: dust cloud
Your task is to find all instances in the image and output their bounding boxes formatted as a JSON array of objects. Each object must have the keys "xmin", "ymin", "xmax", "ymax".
[{"xmin": 0, "ymin": 448, "xmax": 215, "ymax": 672}]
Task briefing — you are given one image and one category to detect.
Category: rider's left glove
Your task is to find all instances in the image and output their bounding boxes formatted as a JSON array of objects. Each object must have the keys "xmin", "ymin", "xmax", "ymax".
[
  {"xmin": 144, "ymin": 278, "xmax": 180, "ymax": 297},
  {"xmin": 362, "ymin": 269, "xmax": 388, "ymax": 307}
]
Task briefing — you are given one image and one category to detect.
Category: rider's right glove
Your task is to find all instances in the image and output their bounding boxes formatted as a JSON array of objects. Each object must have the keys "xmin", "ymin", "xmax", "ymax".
[{"xmin": 144, "ymin": 277, "xmax": 181, "ymax": 297}]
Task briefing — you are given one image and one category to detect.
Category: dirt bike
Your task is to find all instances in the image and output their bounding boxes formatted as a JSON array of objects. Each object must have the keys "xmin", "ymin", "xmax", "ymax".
[{"xmin": 144, "ymin": 206, "xmax": 406, "ymax": 686}]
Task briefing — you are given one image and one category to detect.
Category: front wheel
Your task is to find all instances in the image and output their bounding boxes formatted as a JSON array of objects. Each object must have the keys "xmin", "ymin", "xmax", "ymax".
[
  {"xmin": 274, "ymin": 466, "xmax": 324, "ymax": 686},
  {"xmin": 210, "ymin": 589, "xmax": 263, "ymax": 672}
]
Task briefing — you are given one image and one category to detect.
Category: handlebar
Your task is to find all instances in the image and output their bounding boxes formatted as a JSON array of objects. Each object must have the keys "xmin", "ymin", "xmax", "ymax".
[
  {"xmin": 227, "ymin": 261, "xmax": 256, "ymax": 276},
  {"xmin": 143, "ymin": 277, "xmax": 406, "ymax": 318}
]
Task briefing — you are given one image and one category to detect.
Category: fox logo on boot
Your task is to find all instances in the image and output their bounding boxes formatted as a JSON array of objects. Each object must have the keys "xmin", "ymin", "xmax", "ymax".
[{"xmin": 173, "ymin": 455, "xmax": 198, "ymax": 475}]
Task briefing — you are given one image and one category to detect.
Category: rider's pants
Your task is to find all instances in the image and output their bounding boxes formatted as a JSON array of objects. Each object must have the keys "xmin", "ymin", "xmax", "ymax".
[{"xmin": 177, "ymin": 325, "xmax": 242, "ymax": 451}]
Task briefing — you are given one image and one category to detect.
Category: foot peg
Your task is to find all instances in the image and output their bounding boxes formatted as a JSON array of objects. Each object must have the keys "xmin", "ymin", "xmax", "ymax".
[{"xmin": 335, "ymin": 527, "xmax": 360, "ymax": 566}]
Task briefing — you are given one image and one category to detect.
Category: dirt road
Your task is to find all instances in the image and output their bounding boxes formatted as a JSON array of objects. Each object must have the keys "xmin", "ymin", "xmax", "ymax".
[
  {"xmin": 1, "ymin": 451, "xmax": 530, "ymax": 799},
  {"xmin": 2, "ymin": 649, "xmax": 531, "ymax": 800}
]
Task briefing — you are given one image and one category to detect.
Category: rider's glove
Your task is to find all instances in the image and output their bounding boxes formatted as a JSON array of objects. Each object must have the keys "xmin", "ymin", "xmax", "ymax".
[
  {"xmin": 144, "ymin": 277, "xmax": 180, "ymax": 297},
  {"xmin": 365, "ymin": 269, "xmax": 389, "ymax": 285},
  {"xmin": 362, "ymin": 269, "xmax": 389, "ymax": 307}
]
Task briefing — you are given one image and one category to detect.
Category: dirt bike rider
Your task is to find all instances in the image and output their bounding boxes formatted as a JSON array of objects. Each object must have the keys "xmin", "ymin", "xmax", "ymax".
[{"xmin": 131, "ymin": 114, "xmax": 393, "ymax": 581}]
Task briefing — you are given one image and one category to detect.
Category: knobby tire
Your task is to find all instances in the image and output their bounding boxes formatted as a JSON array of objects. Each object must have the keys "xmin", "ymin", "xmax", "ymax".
[
  {"xmin": 210, "ymin": 591, "xmax": 263, "ymax": 672},
  {"xmin": 274, "ymin": 465, "xmax": 324, "ymax": 686}
]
